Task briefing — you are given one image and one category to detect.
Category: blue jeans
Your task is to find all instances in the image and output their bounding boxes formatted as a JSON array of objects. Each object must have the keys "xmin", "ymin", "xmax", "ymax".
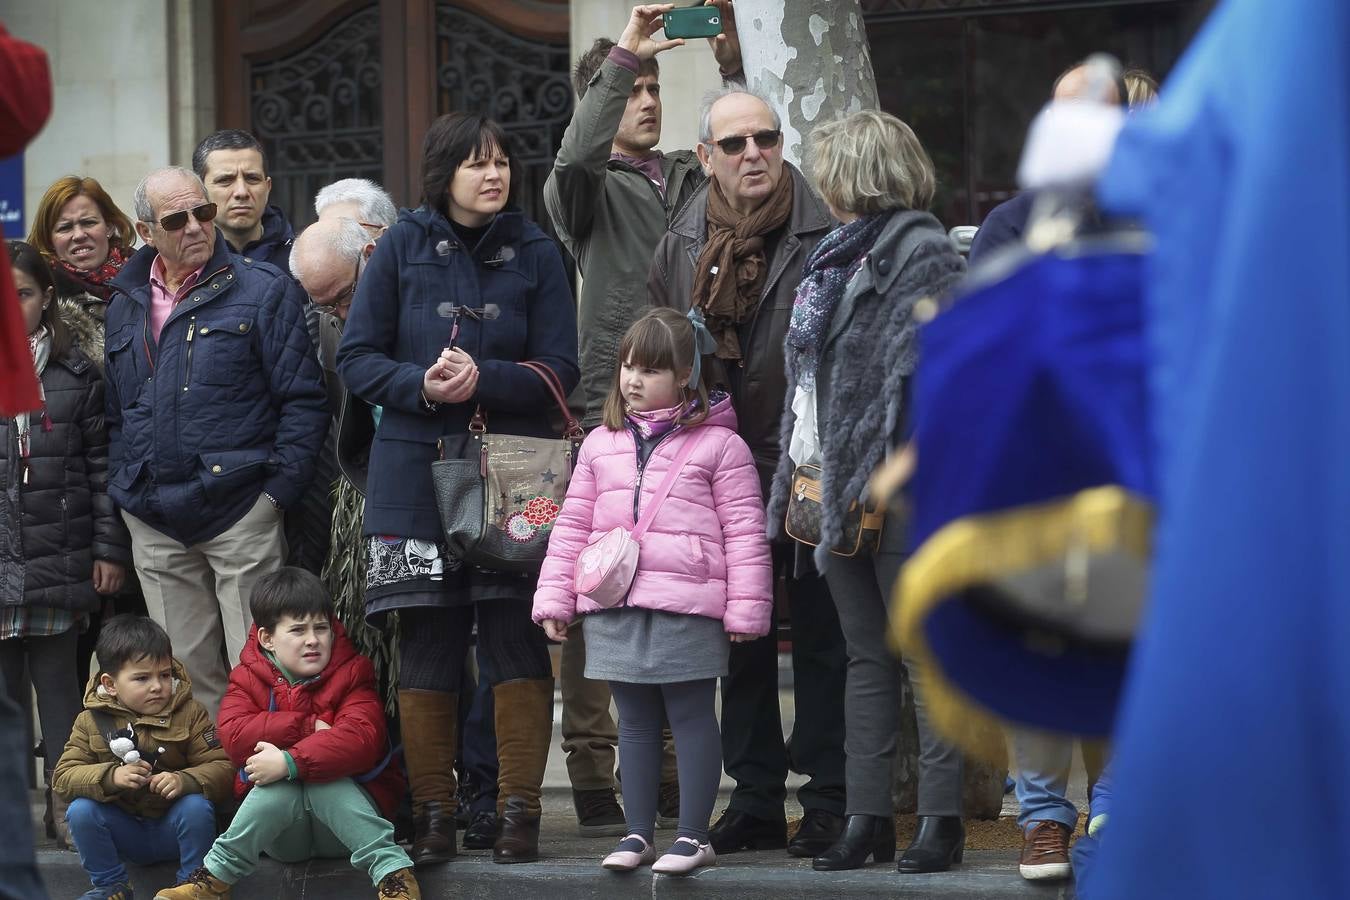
[
  {"xmin": 67, "ymin": 794, "xmax": 216, "ymax": 888},
  {"xmin": 1012, "ymin": 729, "xmax": 1078, "ymax": 830}
]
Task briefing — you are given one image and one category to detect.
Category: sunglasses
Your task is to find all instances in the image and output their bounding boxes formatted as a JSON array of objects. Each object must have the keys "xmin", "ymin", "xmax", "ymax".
[
  {"xmin": 708, "ymin": 129, "xmax": 781, "ymax": 156},
  {"xmin": 156, "ymin": 202, "xmax": 218, "ymax": 232}
]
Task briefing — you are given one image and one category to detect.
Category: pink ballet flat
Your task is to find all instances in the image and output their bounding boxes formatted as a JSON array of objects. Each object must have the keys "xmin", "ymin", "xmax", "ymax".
[
  {"xmin": 652, "ymin": 836, "xmax": 716, "ymax": 875},
  {"xmin": 602, "ymin": 834, "xmax": 658, "ymax": 871}
]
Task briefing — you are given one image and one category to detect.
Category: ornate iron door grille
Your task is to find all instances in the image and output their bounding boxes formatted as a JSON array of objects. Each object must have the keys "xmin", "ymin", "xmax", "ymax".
[
  {"xmin": 249, "ymin": 4, "xmax": 384, "ymax": 230},
  {"xmin": 434, "ymin": 3, "xmax": 573, "ymax": 233}
]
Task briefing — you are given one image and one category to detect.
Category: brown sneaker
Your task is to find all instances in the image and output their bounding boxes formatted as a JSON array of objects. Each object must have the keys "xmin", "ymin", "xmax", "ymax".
[
  {"xmin": 376, "ymin": 867, "xmax": 422, "ymax": 899},
  {"xmin": 153, "ymin": 867, "xmax": 232, "ymax": 899},
  {"xmin": 1018, "ymin": 820, "xmax": 1072, "ymax": 881}
]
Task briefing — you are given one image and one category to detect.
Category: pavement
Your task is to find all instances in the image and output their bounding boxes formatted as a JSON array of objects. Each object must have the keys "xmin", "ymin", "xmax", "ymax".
[{"xmin": 32, "ymin": 654, "xmax": 1084, "ymax": 898}]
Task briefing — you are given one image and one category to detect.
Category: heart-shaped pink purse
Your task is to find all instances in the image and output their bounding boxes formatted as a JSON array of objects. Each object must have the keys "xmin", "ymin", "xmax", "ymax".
[{"xmin": 572, "ymin": 429, "xmax": 707, "ymax": 608}]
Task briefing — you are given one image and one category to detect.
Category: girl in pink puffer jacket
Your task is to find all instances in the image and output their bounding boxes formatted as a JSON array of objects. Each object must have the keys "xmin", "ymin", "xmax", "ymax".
[{"xmin": 534, "ymin": 308, "xmax": 772, "ymax": 876}]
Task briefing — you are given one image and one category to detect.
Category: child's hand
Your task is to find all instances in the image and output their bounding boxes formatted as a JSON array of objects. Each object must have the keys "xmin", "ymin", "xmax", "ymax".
[
  {"xmin": 314, "ymin": 719, "xmax": 331, "ymax": 731},
  {"xmin": 148, "ymin": 771, "xmax": 185, "ymax": 800},
  {"xmin": 111, "ymin": 759, "xmax": 153, "ymax": 791},
  {"xmin": 729, "ymin": 633, "xmax": 755, "ymax": 643},
  {"xmin": 541, "ymin": 618, "xmax": 569, "ymax": 641},
  {"xmin": 244, "ymin": 742, "xmax": 289, "ymax": 786}
]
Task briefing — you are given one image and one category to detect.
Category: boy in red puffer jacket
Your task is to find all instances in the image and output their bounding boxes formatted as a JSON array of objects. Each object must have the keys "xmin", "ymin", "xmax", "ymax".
[{"xmin": 153, "ymin": 567, "xmax": 418, "ymax": 900}]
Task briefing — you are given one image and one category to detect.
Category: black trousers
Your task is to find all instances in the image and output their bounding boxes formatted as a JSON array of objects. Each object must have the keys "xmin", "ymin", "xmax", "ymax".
[{"xmin": 720, "ymin": 543, "xmax": 847, "ymax": 818}]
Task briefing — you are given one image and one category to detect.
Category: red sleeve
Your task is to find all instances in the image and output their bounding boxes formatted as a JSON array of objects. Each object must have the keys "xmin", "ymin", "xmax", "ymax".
[
  {"xmin": 0, "ymin": 24, "xmax": 52, "ymax": 156},
  {"xmin": 287, "ymin": 656, "xmax": 387, "ymax": 782},
  {"xmin": 215, "ymin": 669, "xmax": 313, "ymax": 763}
]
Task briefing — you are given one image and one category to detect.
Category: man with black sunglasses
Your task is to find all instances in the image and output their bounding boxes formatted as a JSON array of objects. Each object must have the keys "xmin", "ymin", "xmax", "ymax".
[
  {"xmin": 649, "ymin": 87, "xmax": 848, "ymax": 860},
  {"xmin": 104, "ymin": 165, "xmax": 328, "ymax": 717}
]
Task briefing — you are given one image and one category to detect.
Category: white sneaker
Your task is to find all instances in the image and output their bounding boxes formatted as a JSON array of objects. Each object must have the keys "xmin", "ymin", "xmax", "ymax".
[
  {"xmin": 652, "ymin": 837, "xmax": 716, "ymax": 875},
  {"xmin": 602, "ymin": 834, "xmax": 657, "ymax": 871}
]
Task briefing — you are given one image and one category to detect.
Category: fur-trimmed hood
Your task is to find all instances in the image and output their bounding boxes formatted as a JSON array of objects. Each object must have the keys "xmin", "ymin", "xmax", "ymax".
[{"xmin": 57, "ymin": 292, "xmax": 107, "ymax": 374}]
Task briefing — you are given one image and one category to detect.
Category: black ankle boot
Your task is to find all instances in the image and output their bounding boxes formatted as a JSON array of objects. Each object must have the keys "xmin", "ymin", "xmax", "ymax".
[
  {"xmin": 896, "ymin": 815, "xmax": 964, "ymax": 873},
  {"xmin": 812, "ymin": 814, "xmax": 896, "ymax": 871}
]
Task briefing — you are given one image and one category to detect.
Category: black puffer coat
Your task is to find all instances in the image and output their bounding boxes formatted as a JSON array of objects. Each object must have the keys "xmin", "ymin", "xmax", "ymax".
[{"xmin": 0, "ymin": 339, "xmax": 131, "ymax": 611}]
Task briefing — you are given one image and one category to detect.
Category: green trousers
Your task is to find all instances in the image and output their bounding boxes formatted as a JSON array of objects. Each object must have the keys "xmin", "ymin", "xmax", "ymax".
[{"xmin": 204, "ymin": 778, "xmax": 411, "ymax": 886}]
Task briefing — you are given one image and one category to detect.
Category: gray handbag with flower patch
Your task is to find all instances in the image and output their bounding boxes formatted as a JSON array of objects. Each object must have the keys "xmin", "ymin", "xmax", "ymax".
[{"xmin": 432, "ymin": 361, "xmax": 583, "ymax": 574}]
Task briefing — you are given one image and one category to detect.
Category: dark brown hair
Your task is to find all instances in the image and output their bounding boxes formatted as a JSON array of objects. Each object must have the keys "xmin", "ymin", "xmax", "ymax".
[
  {"xmin": 573, "ymin": 38, "xmax": 660, "ymax": 98},
  {"xmin": 249, "ymin": 566, "xmax": 335, "ymax": 632},
  {"xmin": 96, "ymin": 615, "xmax": 173, "ymax": 677},
  {"xmin": 601, "ymin": 308, "xmax": 710, "ymax": 431},
  {"xmin": 420, "ymin": 113, "xmax": 520, "ymax": 220},
  {"xmin": 7, "ymin": 240, "xmax": 70, "ymax": 361}
]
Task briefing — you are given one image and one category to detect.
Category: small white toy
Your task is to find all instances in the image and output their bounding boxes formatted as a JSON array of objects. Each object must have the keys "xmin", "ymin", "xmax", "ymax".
[{"xmin": 109, "ymin": 734, "xmax": 141, "ymax": 766}]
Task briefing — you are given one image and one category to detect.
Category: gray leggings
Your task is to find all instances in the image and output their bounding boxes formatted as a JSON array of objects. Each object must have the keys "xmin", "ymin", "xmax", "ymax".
[{"xmin": 610, "ymin": 679, "xmax": 720, "ymax": 844}]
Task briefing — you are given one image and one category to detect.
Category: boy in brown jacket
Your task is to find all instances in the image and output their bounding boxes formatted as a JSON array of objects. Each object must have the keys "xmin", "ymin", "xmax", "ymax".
[{"xmin": 54, "ymin": 615, "xmax": 234, "ymax": 900}]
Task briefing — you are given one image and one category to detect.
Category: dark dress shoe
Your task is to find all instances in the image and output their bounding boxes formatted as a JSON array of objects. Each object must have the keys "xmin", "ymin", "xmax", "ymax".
[
  {"xmin": 708, "ymin": 808, "xmax": 788, "ymax": 853},
  {"xmin": 788, "ymin": 808, "xmax": 846, "ymax": 858},
  {"xmin": 811, "ymin": 814, "xmax": 896, "ymax": 870},
  {"xmin": 462, "ymin": 809, "xmax": 500, "ymax": 850},
  {"xmin": 493, "ymin": 795, "xmax": 541, "ymax": 863},
  {"xmin": 410, "ymin": 800, "xmax": 457, "ymax": 867},
  {"xmin": 896, "ymin": 815, "xmax": 965, "ymax": 873}
]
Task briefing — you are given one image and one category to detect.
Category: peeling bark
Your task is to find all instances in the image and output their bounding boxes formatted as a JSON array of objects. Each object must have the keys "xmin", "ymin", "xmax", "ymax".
[{"xmin": 735, "ymin": 0, "xmax": 879, "ymax": 166}]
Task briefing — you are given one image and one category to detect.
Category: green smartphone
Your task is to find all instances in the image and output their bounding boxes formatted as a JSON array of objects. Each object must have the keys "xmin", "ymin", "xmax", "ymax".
[{"xmin": 663, "ymin": 6, "xmax": 723, "ymax": 40}]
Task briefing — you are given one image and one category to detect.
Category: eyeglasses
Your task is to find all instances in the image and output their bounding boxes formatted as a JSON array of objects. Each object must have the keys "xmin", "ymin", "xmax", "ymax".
[
  {"xmin": 312, "ymin": 258, "xmax": 361, "ymax": 312},
  {"xmin": 707, "ymin": 129, "xmax": 781, "ymax": 156},
  {"xmin": 154, "ymin": 202, "xmax": 218, "ymax": 232}
]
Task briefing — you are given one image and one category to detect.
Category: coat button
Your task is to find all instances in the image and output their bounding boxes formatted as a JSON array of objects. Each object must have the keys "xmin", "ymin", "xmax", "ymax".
[
  {"xmin": 877, "ymin": 258, "xmax": 890, "ymax": 274},
  {"xmin": 238, "ymin": 323, "xmax": 247, "ymax": 332},
  {"xmin": 200, "ymin": 327, "xmax": 210, "ymax": 335},
  {"xmin": 211, "ymin": 464, "xmax": 222, "ymax": 474}
]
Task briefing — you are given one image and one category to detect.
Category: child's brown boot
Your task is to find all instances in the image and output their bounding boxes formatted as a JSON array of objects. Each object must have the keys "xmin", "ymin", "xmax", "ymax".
[
  {"xmin": 376, "ymin": 867, "xmax": 421, "ymax": 899},
  {"xmin": 152, "ymin": 867, "xmax": 231, "ymax": 899}
]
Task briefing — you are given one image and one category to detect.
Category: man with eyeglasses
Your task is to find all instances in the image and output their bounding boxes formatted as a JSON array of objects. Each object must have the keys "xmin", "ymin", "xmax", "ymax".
[
  {"xmin": 649, "ymin": 87, "xmax": 848, "ymax": 860},
  {"xmin": 543, "ymin": 1, "xmax": 742, "ymax": 838},
  {"xmin": 104, "ymin": 165, "xmax": 328, "ymax": 717}
]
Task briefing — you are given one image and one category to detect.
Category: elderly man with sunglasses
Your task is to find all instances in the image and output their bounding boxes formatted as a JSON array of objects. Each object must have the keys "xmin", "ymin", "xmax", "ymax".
[
  {"xmin": 648, "ymin": 87, "xmax": 848, "ymax": 859},
  {"xmin": 104, "ymin": 165, "xmax": 328, "ymax": 716}
]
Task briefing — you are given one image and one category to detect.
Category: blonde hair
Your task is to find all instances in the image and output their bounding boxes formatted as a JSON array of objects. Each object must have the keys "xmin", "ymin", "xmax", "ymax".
[
  {"xmin": 601, "ymin": 308, "xmax": 711, "ymax": 432},
  {"xmin": 28, "ymin": 175, "xmax": 135, "ymax": 260},
  {"xmin": 1124, "ymin": 68, "xmax": 1159, "ymax": 109},
  {"xmin": 807, "ymin": 110, "xmax": 936, "ymax": 216}
]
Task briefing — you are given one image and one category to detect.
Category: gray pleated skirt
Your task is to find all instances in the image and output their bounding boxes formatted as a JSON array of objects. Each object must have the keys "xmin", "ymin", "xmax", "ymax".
[{"xmin": 582, "ymin": 605, "xmax": 729, "ymax": 684}]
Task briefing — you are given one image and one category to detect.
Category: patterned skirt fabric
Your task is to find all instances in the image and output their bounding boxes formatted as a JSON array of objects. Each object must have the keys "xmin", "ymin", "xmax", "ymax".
[{"xmin": 363, "ymin": 534, "xmax": 535, "ymax": 622}]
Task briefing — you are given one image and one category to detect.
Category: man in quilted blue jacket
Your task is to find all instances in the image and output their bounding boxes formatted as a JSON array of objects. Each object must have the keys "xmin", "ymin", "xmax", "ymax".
[{"xmin": 105, "ymin": 165, "xmax": 328, "ymax": 717}]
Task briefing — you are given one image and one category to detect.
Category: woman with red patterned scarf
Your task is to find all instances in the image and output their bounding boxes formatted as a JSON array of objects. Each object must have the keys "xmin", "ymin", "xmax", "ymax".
[{"xmin": 26, "ymin": 175, "xmax": 137, "ymax": 369}]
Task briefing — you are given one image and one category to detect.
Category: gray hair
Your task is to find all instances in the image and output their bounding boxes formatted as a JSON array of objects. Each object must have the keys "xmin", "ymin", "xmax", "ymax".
[
  {"xmin": 697, "ymin": 87, "xmax": 781, "ymax": 145},
  {"xmin": 133, "ymin": 166, "xmax": 207, "ymax": 222},
  {"xmin": 807, "ymin": 110, "xmax": 936, "ymax": 215},
  {"xmin": 289, "ymin": 216, "xmax": 370, "ymax": 284},
  {"xmin": 314, "ymin": 178, "xmax": 397, "ymax": 228}
]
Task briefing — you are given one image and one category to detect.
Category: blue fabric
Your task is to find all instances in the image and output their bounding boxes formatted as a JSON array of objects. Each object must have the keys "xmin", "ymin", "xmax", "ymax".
[
  {"xmin": 967, "ymin": 191, "xmax": 1033, "ymax": 261},
  {"xmin": 104, "ymin": 234, "xmax": 329, "ymax": 545},
  {"xmin": 1011, "ymin": 730, "xmax": 1078, "ymax": 831},
  {"xmin": 1092, "ymin": 0, "xmax": 1350, "ymax": 896},
  {"xmin": 337, "ymin": 206, "xmax": 579, "ymax": 539},
  {"xmin": 239, "ymin": 205, "xmax": 295, "ymax": 272},
  {"xmin": 67, "ymin": 794, "xmax": 216, "ymax": 888}
]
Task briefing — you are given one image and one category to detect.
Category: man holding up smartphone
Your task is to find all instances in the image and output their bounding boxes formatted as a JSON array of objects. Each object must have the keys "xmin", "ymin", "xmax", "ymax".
[{"xmin": 543, "ymin": 1, "xmax": 741, "ymax": 839}]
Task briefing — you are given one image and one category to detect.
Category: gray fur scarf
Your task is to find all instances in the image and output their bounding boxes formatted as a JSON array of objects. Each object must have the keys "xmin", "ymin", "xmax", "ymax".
[
  {"xmin": 767, "ymin": 211, "xmax": 966, "ymax": 572},
  {"xmin": 56, "ymin": 294, "xmax": 106, "ymax": 375}
]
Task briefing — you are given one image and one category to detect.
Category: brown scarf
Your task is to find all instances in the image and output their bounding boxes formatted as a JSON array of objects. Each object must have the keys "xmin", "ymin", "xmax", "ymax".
[{"xmin": 691, "ymin": 171, "xmax": 795, "ymax": 359}]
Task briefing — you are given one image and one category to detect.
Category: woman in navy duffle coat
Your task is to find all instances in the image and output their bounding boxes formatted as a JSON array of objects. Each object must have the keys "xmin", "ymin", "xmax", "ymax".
[{"xmin": 337, "ymin": 112, "xmax": 578, "ymax": 865}]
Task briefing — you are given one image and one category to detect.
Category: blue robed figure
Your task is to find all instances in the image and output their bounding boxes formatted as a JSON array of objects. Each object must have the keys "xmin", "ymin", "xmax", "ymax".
[{"xmin": 1091, "ymin": 0, "xmax": 1350, "ymax": 896}]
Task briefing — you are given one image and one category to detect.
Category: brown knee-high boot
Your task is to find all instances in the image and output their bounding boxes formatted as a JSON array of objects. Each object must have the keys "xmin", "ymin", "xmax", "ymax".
[
  {"xmin": 398, "ymin": 689, "xmax": 459, "ymax": 866},
  {"xmin": 491, "ymin": 677, "xmax": 554, "ymax": 864}
]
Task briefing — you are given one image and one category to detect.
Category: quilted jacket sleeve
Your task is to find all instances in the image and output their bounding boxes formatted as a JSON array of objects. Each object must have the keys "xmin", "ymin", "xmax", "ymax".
[
  {"xmin": 52, "ymin": 711, "xmax": 119, "ymax": 803},
  {"xmin": 287, "ymin": 656, "xmax": 387, "ymax": 782},
  {"xmin": 532, "ymin": 433, "xmax": 603, "ymax": 624},
  {"xmin": 216, "ymin": 667, "xmax": 312, "ymax": 762},
  {"xmin": 258, "ymin": 275, "xmax": 329, "ymax": 510},
  {"xmin": 79, "ymin": 371, "xmax": 131, "ymax": 565},
  {"xmin": 175, "ymin": 701, "xmax": 236, "ymax": 802},
  {"xmin": 711, "ymin": 432, "xmax": 773, "ymax": 636}
]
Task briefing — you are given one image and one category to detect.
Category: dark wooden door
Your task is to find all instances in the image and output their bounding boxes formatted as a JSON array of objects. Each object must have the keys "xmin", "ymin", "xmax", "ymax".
[{"xmin": 215, "ymin": 0, "xmax": 570, "ymax": 230}]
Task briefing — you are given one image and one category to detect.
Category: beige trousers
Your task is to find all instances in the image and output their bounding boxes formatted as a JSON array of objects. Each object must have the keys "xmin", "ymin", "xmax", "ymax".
[{"xmin": 122, "ymin": 493, "xmax": 286, "ymax": 717}]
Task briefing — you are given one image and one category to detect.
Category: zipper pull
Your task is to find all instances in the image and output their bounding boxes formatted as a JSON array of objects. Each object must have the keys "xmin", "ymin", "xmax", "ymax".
[
  {"xmin": 22, "ymin": 462, "xmax": 29, "ymax": 485},
  {"xmin": 186, "ymin": 319, "xmax": 196, "ymax": 342}
]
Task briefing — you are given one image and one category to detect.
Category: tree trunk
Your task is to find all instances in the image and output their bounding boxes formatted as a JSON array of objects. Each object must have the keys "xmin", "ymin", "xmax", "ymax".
[{"xmin": 734, "ymin": 0, "xmax": 880, "ymax": 166}]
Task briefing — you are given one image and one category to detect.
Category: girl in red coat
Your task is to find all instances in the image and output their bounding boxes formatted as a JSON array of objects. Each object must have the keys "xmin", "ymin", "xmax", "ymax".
[{"xmin": 155, "ymin": 568, "xmax": 419, "ymax": 899}]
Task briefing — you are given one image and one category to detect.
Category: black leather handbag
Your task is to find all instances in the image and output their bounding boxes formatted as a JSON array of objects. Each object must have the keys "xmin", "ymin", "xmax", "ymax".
[{"xmin": 431, "ymin": 361, "xmax": 583, "ymax": 574}]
